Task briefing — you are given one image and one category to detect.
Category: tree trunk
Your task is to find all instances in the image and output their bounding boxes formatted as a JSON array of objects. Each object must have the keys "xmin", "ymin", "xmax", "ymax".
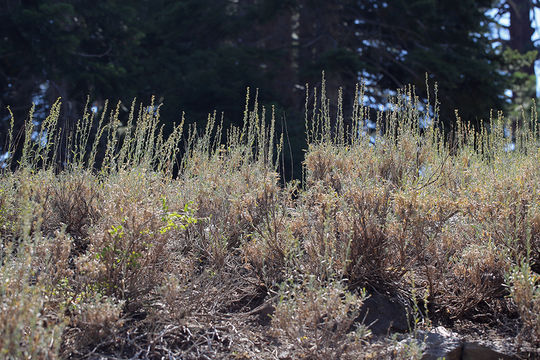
[
  {"xmin": 507, "ymin": 0, "xmax": 536, "ymax": 138},
  {"xmin": 509, "ymin": 0, "xmax": 536, "ymax": 97}
]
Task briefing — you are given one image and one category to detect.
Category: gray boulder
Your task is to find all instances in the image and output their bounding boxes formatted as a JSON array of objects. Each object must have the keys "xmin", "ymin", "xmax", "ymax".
[
  {"xmin": 421, "ymin": 326, "xmax": 462, "ymax": 360},
  {"xmin": 419, "ymin": 327, "xmax": 518, "ymax": 360},
  {"xmin": 359, "ymin": 293, "xmax": 411, "ymax": 335}
]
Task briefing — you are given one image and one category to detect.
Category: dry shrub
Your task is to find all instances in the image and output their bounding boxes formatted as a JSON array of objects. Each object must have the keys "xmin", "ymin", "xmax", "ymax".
[
  {"xmin": 297, "ymin": 181, "xmax": 398, "ymax": 287},
  {"xmin": 177, "ymin": 134, "xmax": 295, "ymax": 284},
  {"xmin": 32, "ymin": 230, "xmax": 74, "ymax": 291},
  {"xmin": 298, "ymin": 156, "xmax": 458, "ymax": 291},
  {"xmin": 74, "ymin": 171, "xmax": 179, "ymax": 305},
  {"xmin": 183, "ymin": 150, "xmax": 282, "ymax": 253},
  {"xmin": 0, "ymin": 175, "xmax": 17, "ymax": 242},
  {"xmin": 3, "ymin": 88, "xmax": 540, "ymax": 359},
  {"xmin": 41, "ymin": 171, "xmax": 101, "ymax": 254},
  {"xmin": 55, "ymin": 169, "xmax": 201, "ymax": 357},
  {"xmin": 0, "ymin": 249, "xmax": 63, "ymax": 359},
  {"xmin": 61, "ymin": 296, "xmax": 124, "ymax": 357},
  {"xmin": 459, "ymin": 168, "xmax": 540, "ymax": 264},
  {"xmin": 240, "ymin": 178, "xmax": 299, "ymax": 285},
  {"xmin": 88, "ymin": 257, "xmax": 265, "ymax": 359},
  {"xmin": 530, "ymin": 210, "xmax": 540, "ymax": 273},
  {"xmin": 300, "ymin": 132, "xmax": 448, "ymax": 290},
  {"xmin": 270, "ymin": 277, "xmax": 370, "ymax": 360},
  {"xmin": 159, "ymin": 255, "xmax": 263, "ymax": 318},
  {"xmin": 0, "ymin": 170, "xmax": 47, "ymax": 245},
  {"xmin": 507, "ymin": 261, "xmax": 540, "ymax": 346},
  {"xmin": 303, "ymin": 145, "xmax": 353, "ymax": 192},
  {"xmin": 375, "ymin": 132, "xmax": 431, "ymax": 188},
  {"xmin": 431, "ymin": 242, "xmax": 509, "ymax": 320}
]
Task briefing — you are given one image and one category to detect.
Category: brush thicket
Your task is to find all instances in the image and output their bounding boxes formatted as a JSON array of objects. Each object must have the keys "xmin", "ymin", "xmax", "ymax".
[{"xmin": 0, "ymin": 80, "xmax": 538, "ymax": 358}]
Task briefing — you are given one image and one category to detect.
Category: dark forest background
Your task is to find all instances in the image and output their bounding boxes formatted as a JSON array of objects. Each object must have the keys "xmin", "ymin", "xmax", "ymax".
[{"xmin": 1, "ymin": 0, "xmax": 539, "ymax": 179}]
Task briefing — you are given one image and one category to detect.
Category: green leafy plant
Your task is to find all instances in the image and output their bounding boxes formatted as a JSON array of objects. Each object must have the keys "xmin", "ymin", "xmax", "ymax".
[{"xmin": 160, "ymin": 198, "xmax": 198, "ymax": 234}]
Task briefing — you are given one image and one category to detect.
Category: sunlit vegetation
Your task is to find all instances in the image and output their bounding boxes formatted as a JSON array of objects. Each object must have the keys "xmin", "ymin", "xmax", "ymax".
[{"xmin": 0, "ymin": 82, "xmax": 538, "ymax": 359}]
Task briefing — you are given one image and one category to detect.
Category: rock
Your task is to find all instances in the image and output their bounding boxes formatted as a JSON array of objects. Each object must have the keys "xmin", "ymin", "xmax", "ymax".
[
  {"xmin": 421, "ymin": 326, "xmax": 462, "ymax": 360},
  {"xmin": 395, "ymin": 326, "xmax": 521, "ymax": 360},
  {"xmin": 462, "ymin": 342, "xmax": 517, "ymax": 360},
  {"xmin": 358, "ymin": 293, "xmax": 411, "ymax": 335},
  {"xmin": 356, "ymin": 292, "xmax": 521, "ymax": 359}
]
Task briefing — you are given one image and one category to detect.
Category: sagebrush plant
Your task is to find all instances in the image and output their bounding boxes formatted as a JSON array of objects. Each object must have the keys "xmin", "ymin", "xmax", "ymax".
[
  {"xmin": 270, "ymin": 276, "xmax": 370, "ymax": 359},
  {"xmin": 0, "ymin": 78, "xmax": 538, "ymax": 358},
  {"xmin": 507, "ymin": 260, "xmax": 540, "ymax": 345},
  {"xmin": 0, "ymin": 244, "xmax": 64, "ymax": 359}
]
